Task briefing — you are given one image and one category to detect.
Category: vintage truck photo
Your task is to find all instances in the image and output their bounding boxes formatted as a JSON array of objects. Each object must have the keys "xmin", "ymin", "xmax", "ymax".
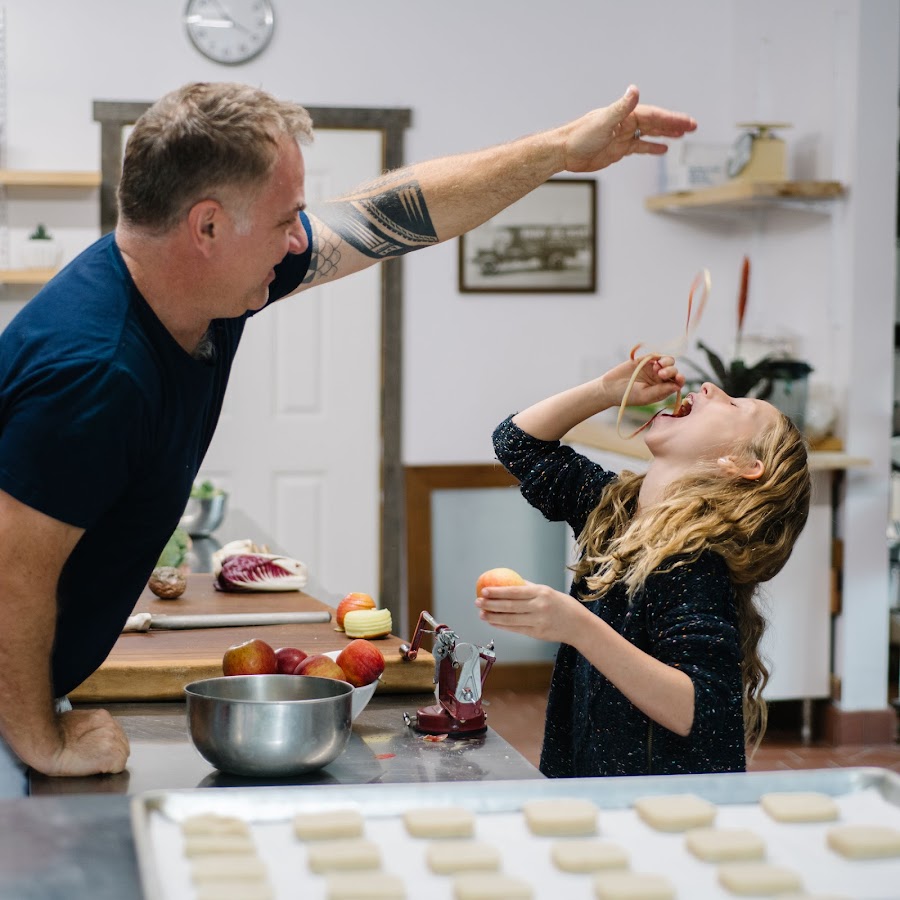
[{"xmin": 473, "ymin": 223, "xmax": 592, "ymax": 275}]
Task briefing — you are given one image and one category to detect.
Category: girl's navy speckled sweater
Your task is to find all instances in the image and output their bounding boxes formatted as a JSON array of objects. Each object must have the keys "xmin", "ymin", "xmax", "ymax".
[{"xmin": 493, "ymin": 415, "xmax": 746, "ymax": 778}]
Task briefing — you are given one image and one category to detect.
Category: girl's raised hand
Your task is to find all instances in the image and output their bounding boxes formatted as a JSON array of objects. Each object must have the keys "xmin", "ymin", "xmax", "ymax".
[
  {"xmin": 600, "ymin": 355, "xmax": 684, "ymax": 408},
  {"xmin": 475, "ymin": 581, "xmax": 592, "ymax": 645}
]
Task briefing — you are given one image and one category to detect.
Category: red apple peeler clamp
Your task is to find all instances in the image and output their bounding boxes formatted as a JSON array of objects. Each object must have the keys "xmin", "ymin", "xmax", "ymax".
[{"xmin": 399, "ymin": 610, "xmax": 496, "ymax": 735}]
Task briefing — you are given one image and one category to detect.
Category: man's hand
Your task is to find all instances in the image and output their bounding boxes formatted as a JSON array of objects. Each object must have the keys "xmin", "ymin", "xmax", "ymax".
[
  {"xmin": 561, "ymin": 85, "xmax": 697, "ymax": 173},
  {"xmin": 41, "ymin": 709, "xmax": 130, "ymax": 777}
]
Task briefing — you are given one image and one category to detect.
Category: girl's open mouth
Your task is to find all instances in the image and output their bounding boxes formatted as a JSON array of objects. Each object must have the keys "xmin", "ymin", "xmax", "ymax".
[{"xmin": 670, "ymin": 394, "xmax": 694, "ymax": 418}]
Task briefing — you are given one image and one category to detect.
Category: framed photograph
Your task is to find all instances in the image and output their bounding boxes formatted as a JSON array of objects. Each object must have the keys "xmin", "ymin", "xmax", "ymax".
[{"xmin": 458, "ymin": 178, "xmax": 597, "ymax": 293}]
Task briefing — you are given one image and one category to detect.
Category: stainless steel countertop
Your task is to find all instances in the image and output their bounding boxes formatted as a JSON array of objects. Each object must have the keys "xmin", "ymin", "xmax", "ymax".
[{"xmin": 29, "ymin": 694, "xmax": 542, "ymax": 796}]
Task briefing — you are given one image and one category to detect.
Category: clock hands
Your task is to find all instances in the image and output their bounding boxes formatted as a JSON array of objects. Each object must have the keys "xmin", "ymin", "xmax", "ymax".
[
  {"xmin": 186, "ymin": 16, "xmax": 235, "ymax": 28},
  {"xmin": 191, "ymin": 0, "xmax": 254, "ymax": 37}
]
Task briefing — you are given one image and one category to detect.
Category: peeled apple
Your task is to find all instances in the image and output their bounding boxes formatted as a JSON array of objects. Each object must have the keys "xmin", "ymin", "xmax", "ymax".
[
  {"xmin": 335, "ymin": 592, "xmax": 376, "ymax": 631},
  {"xmin": 343, "ymin": 607, "xmax": 392, "ymax": 639}
]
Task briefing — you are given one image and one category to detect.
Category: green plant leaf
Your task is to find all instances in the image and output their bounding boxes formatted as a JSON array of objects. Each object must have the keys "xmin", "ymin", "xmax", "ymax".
[
  {"xmin": 682, "ymin": 358, "xmax": 713, "ymax": 383},
  {"xmin": 696, "ymin": 340, "xmax": 729, "ymax": 385}
]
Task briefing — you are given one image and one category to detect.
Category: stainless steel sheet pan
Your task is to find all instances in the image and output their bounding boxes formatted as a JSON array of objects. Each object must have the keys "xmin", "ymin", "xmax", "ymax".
[{"xmin": 132, "ymin": 767, "xmax": 900, "ymax": 900}]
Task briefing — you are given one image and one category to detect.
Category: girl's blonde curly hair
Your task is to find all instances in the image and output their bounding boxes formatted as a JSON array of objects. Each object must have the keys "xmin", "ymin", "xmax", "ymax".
[{"xmin": 571, "ymin": 411, "xmax": 811, "ymax": 754}]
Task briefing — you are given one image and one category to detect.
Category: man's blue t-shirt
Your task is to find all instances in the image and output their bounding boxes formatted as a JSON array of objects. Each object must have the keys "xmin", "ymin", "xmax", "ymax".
[{"xmin": 0, "ymin": 219, "xmax": 312, "ymax": 695}]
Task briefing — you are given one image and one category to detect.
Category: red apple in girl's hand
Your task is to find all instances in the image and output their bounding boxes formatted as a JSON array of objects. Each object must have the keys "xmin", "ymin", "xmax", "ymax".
[
  {"xmin": 476, "ymin": 567, "xmax": 526, "ymax": 596},
  {"xmin": 336, "ymin": 639, "xmax": 385, "ymax": 687},
  {"xmin": 274, "ymin": 646, "xmax": 308, "ymax": 675},
  {"xmin": 335, "ymin": 592, "xmax": 376, "ymax": 631}
]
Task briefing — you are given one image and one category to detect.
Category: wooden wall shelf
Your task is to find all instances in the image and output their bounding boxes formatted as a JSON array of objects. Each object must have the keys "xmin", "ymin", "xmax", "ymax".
[
  {"xmin": 645, "ymin": 180, "xmax": 845, "ymax": 213},
  {"xmin": 0, "ymin": 169, "xmax": 101, "ymax": 188},
  {"xmin": 0, "ymin": 267, "xmax": 57, "ymax": 284}
]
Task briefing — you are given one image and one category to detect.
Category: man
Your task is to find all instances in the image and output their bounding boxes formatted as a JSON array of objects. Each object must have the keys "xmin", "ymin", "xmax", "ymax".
[{"xmin": 0, "ymin": 81, "xmax": 696, "ymax": 795}]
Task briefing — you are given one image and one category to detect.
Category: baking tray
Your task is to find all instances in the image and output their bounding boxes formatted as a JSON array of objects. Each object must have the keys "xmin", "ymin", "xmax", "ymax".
[{"xmin": 132, "ymin": 767, "xmax": 900, "ymax": 900}]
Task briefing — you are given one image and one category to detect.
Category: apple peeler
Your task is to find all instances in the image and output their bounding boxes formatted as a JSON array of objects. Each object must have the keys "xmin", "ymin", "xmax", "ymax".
[{"xmin": 399, "ymin": 610, "xmax": 496, "ymax": 735}]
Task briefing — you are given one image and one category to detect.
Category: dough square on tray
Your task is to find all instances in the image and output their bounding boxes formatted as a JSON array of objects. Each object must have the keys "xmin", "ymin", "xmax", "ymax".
[
  {"xmin": 521, "ymin": 797, "xmax": 599, "ymax": 836},
  {"xmin": 306, "ymin": 838, "xmax": 381, "ymax": 874},
  {"xmin": 181, "ymin": 813, "xmax": 250, "ymax": 836},
  {"xmin": 452, "ymin": 873, "xmax": 533, "ymax": 899},
  {"xmin": 633, "ymin": 793, "xmax": 716, "ymax": 832},
  {"xmin": 776, "ymin": 895, "xmax": 850, "ymax": 900},
  {"xmin": 325, "ymin": 872, "xmax": 406, "ymax": 899},
  {"xmin": 717, "ymin": 862, "xmax": 803, "ymax": 896},
  {"xmin": 826, "ymin": 824, "xmax": 900, "ymax": 859},
  {"xmin": 592, "ymin": 872, "xmax": 675, "ymax": 900},
  {"xmin": 759, "ymin": 791, "xmax": 839, "ymax": 823},
  {"xmin": 403, "ymin": 806, "xmax": 475, "ymax": 838},
  {"xmin": 190, "ymin": 855, "xmax": 268, "ymax": 883},
  {"xmin": 183, "ymin": 833, "xmax": 257, "ymax": 857},
  {"xmin": 293, "ymin": 809, "xmax": 365, "ymax": 841},
  {"xmin": 550, "ymin": 839, "xmax": 629, "ymax": 873},
  {"xmin": 426, "ymin": 839, "xmax": 501, "ymax": 874},
  {"xmin": 194, "ymin": 884, "xmax": 273, "ymax": 900},
  {"xmin": 685, "ymin": 827, "xmax": 766, "ymax": 862}
]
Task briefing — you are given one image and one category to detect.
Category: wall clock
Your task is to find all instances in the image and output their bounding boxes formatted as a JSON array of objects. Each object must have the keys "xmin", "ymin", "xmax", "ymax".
[{"xmin": 184, "ymin": 0, "xmax": 275, "ymax": 66}]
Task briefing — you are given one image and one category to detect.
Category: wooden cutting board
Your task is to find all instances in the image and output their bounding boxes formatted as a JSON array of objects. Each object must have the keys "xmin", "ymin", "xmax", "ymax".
[{"xmin": 69, "ymin": 574, "xmax": 434, "ymax": 702}]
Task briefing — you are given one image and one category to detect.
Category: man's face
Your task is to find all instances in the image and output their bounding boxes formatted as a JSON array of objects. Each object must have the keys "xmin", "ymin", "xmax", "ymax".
[{"xmin": 218, "ymin": 135, "xmax": 308, "ymax": 315}]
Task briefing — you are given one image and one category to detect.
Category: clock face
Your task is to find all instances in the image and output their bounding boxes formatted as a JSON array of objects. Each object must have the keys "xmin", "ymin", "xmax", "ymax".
[{"xmin": 185, "ymin": 0, "xmax": 275, "ymax": 65}]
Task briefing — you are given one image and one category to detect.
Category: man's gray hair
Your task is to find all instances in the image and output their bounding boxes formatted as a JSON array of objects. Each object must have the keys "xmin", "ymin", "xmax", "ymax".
[{"xmin": 118, "ymin": 82, "xmax": 313, "ymax": 233}]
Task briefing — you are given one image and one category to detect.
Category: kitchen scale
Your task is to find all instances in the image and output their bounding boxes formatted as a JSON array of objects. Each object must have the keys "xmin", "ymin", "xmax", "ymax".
[
  {"xmin": 399, "ymin": 610, "xmax": 496, "ymax": 735},
  {"xmin": 726, "ymin": 121, "xmax": 792, "ymax": 181}
]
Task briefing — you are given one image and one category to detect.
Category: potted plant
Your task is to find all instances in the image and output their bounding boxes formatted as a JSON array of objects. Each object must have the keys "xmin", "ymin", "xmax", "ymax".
[
  {"xmin": 684, "ymin": 256, "xmax": 813, "ymax": 429},
  {"xmin": 682, "ymin": 257, "xmax": 770, "ymax": 397},
  {"xmin": 688, "ymin": 341, "xmax": 777, "ymax": 401},
  {"xmin": 23, "ymin": 223, "xmax": 61, "ymax": 269}
]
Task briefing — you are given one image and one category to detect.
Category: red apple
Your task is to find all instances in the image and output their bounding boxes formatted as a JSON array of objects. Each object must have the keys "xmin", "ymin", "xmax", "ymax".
[
  {"xmin": 336, "ymin": 639, "xmax": 386, "ymax": 688},
  {"xmin": 294, "ymin": 654, "xmax": 347, "ymax": 681},
  {"xmin": 335, "ymin": 592, "xmax": 376, "ymax": 631},
  {"xmin": 476, "ymin": 567, "xmax": 526, "ymax": 596},
  {"xmin": 222, "ymin": 638, "xmax": 277, "ymax": 676},
  {"xmin": 274, "ymin": 646, "xmax": 308, "ymax": 675}
]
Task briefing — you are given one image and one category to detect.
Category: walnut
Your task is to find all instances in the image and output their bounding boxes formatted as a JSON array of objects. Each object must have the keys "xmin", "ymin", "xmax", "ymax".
[{"xmin": 149, "ymin": 566, "xmax": 187, "ymax": 600}]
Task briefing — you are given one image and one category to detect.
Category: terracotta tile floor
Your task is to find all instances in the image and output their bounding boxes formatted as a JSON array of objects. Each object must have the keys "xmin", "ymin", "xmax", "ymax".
[{"xmin": 482, "ymin": 689, "xmax": 900, "ymax": 773}]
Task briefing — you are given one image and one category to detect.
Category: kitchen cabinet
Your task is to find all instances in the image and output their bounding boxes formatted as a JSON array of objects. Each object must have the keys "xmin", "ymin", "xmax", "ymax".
[{"xmin": 0, "ymin": 168, "xmax": 100, "ymax": 284}]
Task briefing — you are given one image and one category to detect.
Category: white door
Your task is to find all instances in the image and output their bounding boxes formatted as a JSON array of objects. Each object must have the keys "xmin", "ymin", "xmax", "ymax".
[{"xmin": 199, "ymin": 129, "xmax": 383, "ymax": 605}]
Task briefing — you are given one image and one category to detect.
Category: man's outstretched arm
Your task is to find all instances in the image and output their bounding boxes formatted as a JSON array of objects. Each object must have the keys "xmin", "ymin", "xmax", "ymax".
[{"xmin": 294, "ymin": 85, "xmax": 696, "ymax": 290}]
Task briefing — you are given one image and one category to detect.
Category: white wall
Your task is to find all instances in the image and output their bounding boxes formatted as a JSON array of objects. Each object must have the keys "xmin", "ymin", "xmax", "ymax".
[
  {"xmin": 0, "ymin": 0, "xmax": 879, "ymax": 460},
  {"xmin": 1, "ymin": 0, "xmax": 897, "ymax": 711}
]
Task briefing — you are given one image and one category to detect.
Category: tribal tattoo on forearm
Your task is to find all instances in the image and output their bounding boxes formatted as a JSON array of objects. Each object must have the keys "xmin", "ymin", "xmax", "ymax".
[
  {"xmin": 302, "ymin": 220, "xmax": 342, "ymax": 284},
  {"xmin": 312, "ymin": 174, "xmax": 438, "ymax": 263}
]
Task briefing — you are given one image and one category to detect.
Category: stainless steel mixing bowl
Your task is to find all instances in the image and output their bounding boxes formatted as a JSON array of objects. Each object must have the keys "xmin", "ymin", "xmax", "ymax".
[
  {"xmin": 178, "ymin": 492, "xmax": 227, "ymax": 537},
  {"xmin": 184, "ymin": 675, "xmax": 353, "ymax": 777}
]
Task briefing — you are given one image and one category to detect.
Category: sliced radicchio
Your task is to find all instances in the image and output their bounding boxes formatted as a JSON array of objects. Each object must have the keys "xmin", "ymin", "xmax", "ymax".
[{"xmin": 214, "ymin": 553, "xmax": 308, "ymax": 592}]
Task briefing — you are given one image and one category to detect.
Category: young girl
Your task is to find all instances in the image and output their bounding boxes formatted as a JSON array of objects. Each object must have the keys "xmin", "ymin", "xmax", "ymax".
[{"xmin": 476, "ymin": 354, "xmax": 811, "ymax": 777}]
